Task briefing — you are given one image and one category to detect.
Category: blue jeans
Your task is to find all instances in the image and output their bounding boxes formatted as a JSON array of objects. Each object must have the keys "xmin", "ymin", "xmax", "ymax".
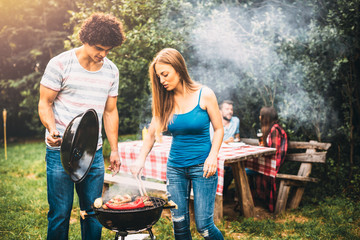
[
  {"xmin": 166, "ymin": 164, "xmax": 224, "ymax": 240},
  {"xmin": 46, "ymin": 148, "xmax": 104, "ymax": 240}
]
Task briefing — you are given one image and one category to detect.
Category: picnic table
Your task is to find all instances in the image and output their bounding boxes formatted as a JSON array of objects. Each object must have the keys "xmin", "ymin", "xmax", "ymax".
[{"xmin": 115, "ymin": 136, "xmax": 276, "ymax": 219}]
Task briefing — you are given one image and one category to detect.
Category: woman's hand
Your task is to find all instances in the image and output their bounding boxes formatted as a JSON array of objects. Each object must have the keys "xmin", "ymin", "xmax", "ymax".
[
  {"xmin": 203, "ymin": 155, "xmax": 218, "ymax": 178},
  {"xmin": 130, "ymin": 159, "xmax": 145, "ymax": 177}
]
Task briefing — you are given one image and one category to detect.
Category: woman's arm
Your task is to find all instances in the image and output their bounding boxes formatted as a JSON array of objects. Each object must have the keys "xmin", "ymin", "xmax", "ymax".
[
  {"xmin": 201, "ymin": 87, "xmax": 224, "ymax": 178},
  {"xmin": 130, "ymin": 116, "xmax": 158, "ymax": 176}
]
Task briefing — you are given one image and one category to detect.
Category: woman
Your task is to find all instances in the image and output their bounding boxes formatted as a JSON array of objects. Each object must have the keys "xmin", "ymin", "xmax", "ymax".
[
  {"xmin": 255, "ymin": 106, "xmax": 288, "ymax": 212},
  {"xmin": 260, "ymin": 106, "xmax": 288, "ymax": 170},
  {"xmin": 131, "ymin": 48, "xmax": 224, "ymax": 239}
]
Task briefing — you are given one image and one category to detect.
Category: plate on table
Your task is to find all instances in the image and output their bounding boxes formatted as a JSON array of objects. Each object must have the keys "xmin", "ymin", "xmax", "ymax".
[{"xmin": 226, "ymin": 142, "xmax": 246, "ymax": 148}]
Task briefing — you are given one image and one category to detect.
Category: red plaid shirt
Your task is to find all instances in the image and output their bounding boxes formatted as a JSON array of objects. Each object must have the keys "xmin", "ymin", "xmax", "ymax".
[{"xmin": 255, "ymin": 124, "xmax": 288, "ymax": 212}]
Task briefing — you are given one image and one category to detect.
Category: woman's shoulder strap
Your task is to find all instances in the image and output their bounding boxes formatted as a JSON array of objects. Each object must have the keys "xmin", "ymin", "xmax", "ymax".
[{"xmin": 198, "ymin": 87, "xmax": 203, "ymax": 104}]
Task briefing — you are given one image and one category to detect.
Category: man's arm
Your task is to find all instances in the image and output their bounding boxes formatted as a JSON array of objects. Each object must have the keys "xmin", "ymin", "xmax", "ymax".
[
  {"xmin": 224, "ymin": 117, "xmax": 240, "ymax": 143},
  {"xmin": 38, "ymin": 85, "xmax": 62, "ymax": 147},
  {"xmin": 103, "ymin": 96, "xmax": 121, "ymax": 175}
]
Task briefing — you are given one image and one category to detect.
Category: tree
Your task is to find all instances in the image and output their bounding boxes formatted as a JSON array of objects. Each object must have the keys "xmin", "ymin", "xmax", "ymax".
[
  {"xmin": 0, "ymin": 0, "xmax": 77, "ymax": 138},
  {"xmin": 318, "ymin": 0, "xmax": 360, "ymax": 195}
]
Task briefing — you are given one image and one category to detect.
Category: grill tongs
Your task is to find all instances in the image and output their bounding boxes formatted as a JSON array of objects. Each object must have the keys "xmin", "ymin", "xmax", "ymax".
[{"xmin": 134, "ymin": 172, "xmax": 148, "ymax": 196}]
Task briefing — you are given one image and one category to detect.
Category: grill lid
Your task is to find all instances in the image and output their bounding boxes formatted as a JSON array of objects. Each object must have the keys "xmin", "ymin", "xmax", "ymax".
[{"xmin": 60, "ymin": 109, "xmax": 99, "ymax": 183}]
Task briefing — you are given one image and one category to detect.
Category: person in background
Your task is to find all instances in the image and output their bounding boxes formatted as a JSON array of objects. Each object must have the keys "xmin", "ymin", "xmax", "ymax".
[
  {"xmin": 253, "ymin": 106, "xmax": 288, "ymax": 212},
  {"xmin": 131, "ymin": 48, "xmax": 224, "ymax": 240},
  {"xmin": 219, "ymin": 100, "xmax": 240, "ymax": 143},
  {"xmin": 210, "ymin": 100, "xmax": 240, "ymax": 143},
  {"xmin": 38, "ymin": 13, "xmax": 125, "ymax": 240},
  {"xmin": 210, "ymin": 100, "xmax": 240, "ymax": 196}
]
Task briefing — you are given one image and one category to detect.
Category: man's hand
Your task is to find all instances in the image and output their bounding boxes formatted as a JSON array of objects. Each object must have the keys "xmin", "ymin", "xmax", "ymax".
[
  {"xmin": 107, "ymin": 151, "xmax": 121, "ymax": 176},
  {"xmin": 46, "ymin": 129, "xmax": 62, "ymax": 147},
  {"xmin": 224, "ymin": 137, "xmax": 234, "ymax": 144}
]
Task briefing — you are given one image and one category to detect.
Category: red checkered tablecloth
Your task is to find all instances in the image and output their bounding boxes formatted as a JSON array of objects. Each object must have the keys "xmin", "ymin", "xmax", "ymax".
[{"xmin": 118, "ymin": 136, "xmax": 276, "ymax": 195}]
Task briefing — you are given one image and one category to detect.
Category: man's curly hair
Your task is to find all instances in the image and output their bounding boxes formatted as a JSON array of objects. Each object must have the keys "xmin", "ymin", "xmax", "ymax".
[{"xmin": 79, "ymin": 13, "xmax": 125, "ymax": 47}]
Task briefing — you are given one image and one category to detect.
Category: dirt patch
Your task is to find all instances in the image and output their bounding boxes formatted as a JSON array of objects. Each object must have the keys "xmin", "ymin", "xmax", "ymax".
[
  {"xmin": 275, "ymin": 214, "xmax": 309, "ymax": 224},
  {"xmin": 230, "ymin": 232, "xmax": 248, "ymax": 239},
  {"xmin": 26, "ymin": 173, "xmax": 37, "ymax": 180},
  {"xmin": 223, "ymin": 189, "xmax": 274, "ymax": 221}
]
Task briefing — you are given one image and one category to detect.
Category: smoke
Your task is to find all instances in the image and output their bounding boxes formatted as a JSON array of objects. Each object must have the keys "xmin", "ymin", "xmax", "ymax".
[
  {"xmin": 189, "ymin": 2, "xmax": 310, "ymax": 98},
  {"xmin": 102, "ymin": 174, "xmax": 167, "ymax": 201},
  {"xmin": 103, "ymin": 183, "xmax": 138, "ymax": 201},
  {"xmin": 161, "ymin": 1, "xmax": 338, "ymax": 139}
]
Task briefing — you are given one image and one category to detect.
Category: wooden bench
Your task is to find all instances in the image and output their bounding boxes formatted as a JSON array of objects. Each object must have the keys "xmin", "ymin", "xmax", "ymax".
[
  {"xmin": 275, "ymin": 140, "xmax": 331, "ymax": 214},
  {"xmin": 241, "ymin": 138, "xmax": 331, "ymax": 215}
]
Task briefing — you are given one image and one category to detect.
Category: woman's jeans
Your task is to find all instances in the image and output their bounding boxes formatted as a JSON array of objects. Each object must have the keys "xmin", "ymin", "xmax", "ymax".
[
  {"xmin": 166, "ymin": 164, "xmax": 224, "ymax": 240},
  {"xmin": 45, "ymin": 148, "xmax": 104, "ymax": 240}
]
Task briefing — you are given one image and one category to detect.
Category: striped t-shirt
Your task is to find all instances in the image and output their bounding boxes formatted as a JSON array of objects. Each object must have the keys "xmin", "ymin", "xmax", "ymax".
[{"xmin": 40, "ymin": 48, "xmax": 119, "ymax": 149}]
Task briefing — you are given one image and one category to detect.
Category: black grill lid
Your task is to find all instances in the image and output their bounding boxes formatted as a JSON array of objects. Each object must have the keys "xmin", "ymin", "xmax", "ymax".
[{"xmin": 60, "ymin": 109, "xmax": 99, "ymax": 183}]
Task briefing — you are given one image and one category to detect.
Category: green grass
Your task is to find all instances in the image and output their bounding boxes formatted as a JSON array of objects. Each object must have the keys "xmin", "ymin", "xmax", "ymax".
[{"xmin": 0, "ymin": 140, "xmax": 359, "ymax": 239}]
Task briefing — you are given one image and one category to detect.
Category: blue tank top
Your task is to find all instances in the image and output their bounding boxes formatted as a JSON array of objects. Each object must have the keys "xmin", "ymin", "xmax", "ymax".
[{"xmin": 167, "ymin": 88, "xmax": 211, "ymax": 167}]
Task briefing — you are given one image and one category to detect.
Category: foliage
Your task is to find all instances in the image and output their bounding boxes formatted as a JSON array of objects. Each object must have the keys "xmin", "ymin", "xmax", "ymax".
[
  {"xmin": 291, "ymin": 0, "xmax": 360, "ymax": 199},
  {"xmin": 0, "ymin": 0, "xmax": 77, "ymax": 138},
  {"xmin": 0, "ymin": 0, "xmax": 76, "ymax": 79},
  {"xmin": 0, "ymin": 72, "xmax": 43, "ymax": 137},
  {"xmin": 321, "ymin": 0, "xmax": 360, "ymax": 199}
]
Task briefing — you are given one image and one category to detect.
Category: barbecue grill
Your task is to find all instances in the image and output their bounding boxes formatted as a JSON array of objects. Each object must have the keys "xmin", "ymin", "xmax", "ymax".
[{"xmin": 82, "ymin": 196, "xmax": 175, "ymax": 240}]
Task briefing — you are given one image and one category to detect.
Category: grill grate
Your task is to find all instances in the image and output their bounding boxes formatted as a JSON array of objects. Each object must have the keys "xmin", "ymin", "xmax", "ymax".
[{"xmin": 98, "ymin": 197, "xmax": 166, "ymax": 213}]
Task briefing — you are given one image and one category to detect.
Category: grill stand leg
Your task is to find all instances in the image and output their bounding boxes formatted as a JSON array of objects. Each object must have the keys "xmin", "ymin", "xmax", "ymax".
[
  {"xmin": 115, "ymin": 231, "xmax": 128, "ymax": 240},
  {"xmin": 147, "ymin": 228, "xmax": 154, "ymax": 240},
  {"xmin": 115, "ymin": 229, "xmax": 154, "ymax": 240}
]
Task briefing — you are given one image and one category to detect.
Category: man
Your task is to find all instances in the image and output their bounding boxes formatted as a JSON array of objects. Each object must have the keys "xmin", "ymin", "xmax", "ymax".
[
  {"xmin": 210, "ymin": 100, "xmax": 240, "ymax": 196},
  {"xmin": 219, "ymin": 100, "xmax": 240, "ymax": 143},
  {"xmin": 38, "ymin": 13, "xmax": 125, "ymax": 240}
]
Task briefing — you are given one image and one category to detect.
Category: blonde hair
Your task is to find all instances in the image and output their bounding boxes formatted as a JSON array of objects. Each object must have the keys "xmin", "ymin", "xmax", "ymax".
[{"xmin": 149, "ymin": 48, "xmax": 199, "ymax": 133}]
